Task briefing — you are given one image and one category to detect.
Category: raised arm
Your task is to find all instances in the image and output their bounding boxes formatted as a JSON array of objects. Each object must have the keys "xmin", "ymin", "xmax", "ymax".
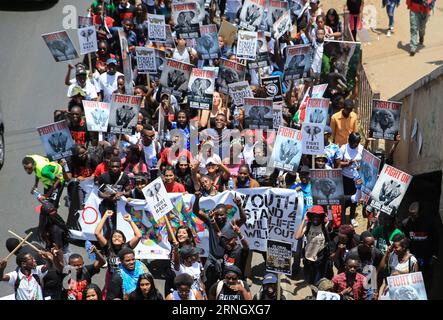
[
  {"xmin": 91, "ymin": 245, "xmax": 106, "ymax": 270},
  {"xmin": 232, "ymin": 195, "xmax": 246, "ymax": 227},
  {"xmin": 122, "ymin": 214, "xmax": 142, "ymax": 249},
  {"xmin": 94, "ymin": 210, "xmax": 114, "ymax": 247},
  {"xmin": 295, "ymin": 217, "xmax": 308, "ymax": 240},
  {"xmin": 193, "ymin": 191, "xmax": 211, "ymax": 226}
]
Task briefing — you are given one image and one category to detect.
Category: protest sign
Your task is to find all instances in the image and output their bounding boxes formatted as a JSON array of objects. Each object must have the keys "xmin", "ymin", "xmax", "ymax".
[
  {"xmin": 159, "ymin": 58, "xmax": 193, "ymax": 97},
  {"xmin": 77, "ymin": 26, "xmax": 97, "ymax": 55},
  {"xmin": 78, "ymin": 16, "xmax": 93, "ymax": 28},
  {"xmin": 311, "ymin": 169, "xmax": 345, "ymax": 205},
  {"xmin": 218, "ymin": 20, "xmax": 238, "ymax": 47},
  {"xmin": 311, "ymin": 83, "xmax": 328, "ymax": 98},
  {"xmin": 386, "ymin": 272, "xmax": 427, "ymax": 300},
  {"xmin": 302, "ymin": 123, "xmax": 325, "ymax": 155},
  {"xmin": 217, "ymin": 58, "xmax": 246, "ymax": 94},
  {"xmin": 369, "ymin": 164, "xmax": 412, "ymax": 215},
  {"xmin": 284, "ymin": 44, "xmax": 312, "ymax": 80},
  {"xmin": 273, "ymin": 103, "xmax": 283, "ymax": 129},
  {"xmin": 359, "ymin": 149, "xmax": 381, "ymax": 195},
  {"xmin": 261, "ymin": 76, "xmax": 283, "ymax": 103},
  {"xmin": 135, "ymin": 46, "xmax": 157, "ymax": 74},
  {"xmin": 249, "ymin": 31, "xmax": 270, "ymax": 69},
  {"xmin": 273, "ymin": 10, "xmax": 293, "ymax": 40},
  {"xmin": 267, "ymin": 1, "xmax": 288, "ymax": 30},
  {"xmin": 164, "ymin": 25, "xmax": 176, "ymax": 49},
  {"xmin": 290, "ymin": 0, "xmax": 308, "ymax": 18},
  {"xmin": 239, "ymin": 0, "xmax": 266, "ymax": 31},
  {"xmin": 42, "ymin": 31, "xmax": 79, "ymax": 62},
  {"xmin": 142, "ymin": 177, "xmax": 174, "ymax": 222},
  {"xmin": 152, "ymin": 48, "xmax": 166, "ymax": 80},
  {"xmin": 243, "ymin": 98, "xmax": 274, "ymax": 129},
  {"xmin": 188, "ymin": 68, "xmax": 215, "ymax": 110},
  {"xmin": 108, "ymin": 94, "xmax": 141, "ymax": 135},
  {"xmin": 369, "ymin": 99, "xmax": 402, "ymax": 141},
  {"xmin": 228, "ymin": 81, "xmax": 254, "ymax": 107},
  {"xmin": 305, "ymin": 98, "xmax": 329, "ymax": 125},
  {"xmin": 266, "ymin": 239, "xmax": 292, "ymax": 275},
  {"xmin": 147, "ymin": 14, "xmax": 167, "ymax": 43},
  {"xmin": 82, "ymin": 101, "xmax": 110, "ymax": 132},
  {"xmin": 316, "ymin": 291, "xmax": 340, "ymax": 300},
  {"xmin": 172, "ymin": 2, "xmax": 200, "ymax": 39},
  {"xmin": 37, "ymin": 120, "xmax": 75, "ymax": 161},
  {"xmin": 118, "ymin": 30, "xmax": 134, "ymax": 95},
  {"xmin": 196, "ymin": 24, "xmax": 220, "ymax": 60},
  {"xmin": 271, "ymin": 126, "xmax": 303, "ymax": 172},
  {"xmin": 322, "ymin": 40, "xmax": 361, "ymax": 92},
  {"xmin": 237, "ymin": 30, "xmax": 258, "ymax": 61}
]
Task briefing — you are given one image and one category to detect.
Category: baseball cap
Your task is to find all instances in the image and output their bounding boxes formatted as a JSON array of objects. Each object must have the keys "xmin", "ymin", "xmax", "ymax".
[
  {"xmin": 70, "ymin": 85, "xmax": 87, "ymax": 97},
  {"xmin": 177, "ymin": 155, "xmax": 188, "ymax": 164},
  {"xmin": 308, "ymin": 205, "xmax": 325, "ymax": 215},
  {"xmin": 324, "ymin": 126, "xmax": 332, "ymax": 135},
  {"xmin": 206, "ymin": 156, "xmax": 218, "ymax": 166},
  {"xmin": 179, "ymin": 245, "xmax": 199, "ymax": 259},
  {"xmin": 310, "ymin": 0, "xmax": 319, "ymax": 4},
  {"xmin": 76, "ymin": 68, "xmax": 87, "ymax": 76},
  {"xmin": 107, "ymin": 58, "xmax": 117, "ymax": 65},
  {"xmin": 262, "ymin": 273, "xmax": 278, "ymax": 285},
  {"xmin": 315, "ymin": 153, "xmax": 328, "ymax": 160}
]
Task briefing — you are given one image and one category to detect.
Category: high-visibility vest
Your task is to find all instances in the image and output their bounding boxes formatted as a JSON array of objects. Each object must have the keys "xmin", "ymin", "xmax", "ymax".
[{"xmin": 27, "ymin": 154, "xmax": 64, "ymax": 187}]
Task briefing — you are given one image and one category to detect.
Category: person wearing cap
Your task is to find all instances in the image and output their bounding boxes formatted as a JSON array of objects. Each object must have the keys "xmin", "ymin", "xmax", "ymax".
[
  {"xmin": 172, "ymin": 244, "xmax": 205, "ymax": 296},
  {"xmin": 98, "ymin": 58, "xmax": 123, "ymax": 103},
  {"xmin": 208, "ymin": 265, "xmax": 252, "ymax": 300},
  {"xmin": 323, "ymin": 125, "xmax": 342, "ymax": 169},
  {"xmin": 66, "ymin": 66, "xmax": 98, "ymax": 101},
  {"xmin": 290, "ymin": 165, "xmax": 313, "ymax": 219},
  {"xmin": 314, "ymin": 153, "xmax": 330, "ymax": 169},
  {"xmin": 330, "ymin": 99, "xmax": 358, "ymax": 147},
  {"xmin": 295, "ymin": 205, "xmax": 333, "ymax": 284},
  {"xmin": 193, "ymin": 155, "xmax": 231, "ymax": 192},
  {"xmin": 253, "ymin": 273, "xmax": 286, "ymax": 300}
]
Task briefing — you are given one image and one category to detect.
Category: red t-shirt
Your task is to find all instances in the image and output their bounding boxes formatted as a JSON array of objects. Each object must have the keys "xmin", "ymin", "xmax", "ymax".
[
  {"xmin": 94, "ymin": 162, "xmax": 109, "ymax": 178},
  {"xmin": 165, "ymin": 182, "xmax": 186, "ymax": 193},
  {"xmin": 160, "ymin": 148, "xmax": 191, "ymax": 166},
  {"xmin": 407, "ymin": 0, "xmax": 432, "ymax": 13}
]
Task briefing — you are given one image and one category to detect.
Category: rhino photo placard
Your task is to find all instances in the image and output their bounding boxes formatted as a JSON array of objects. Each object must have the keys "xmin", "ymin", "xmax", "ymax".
[
  {"xmin": 83, "ymin": 101, "xmax": 110, "ymax": 132},
  {"xmin": 284, "ymin": 44, "xmax": 312, "ymax": 80},
  {"xmin": 243, "ymin": 98, "xmax": 274, "ymax": 129},
  {"xmin": 37, "ymin": 120, "xmax": 75, "ymax": 161},
  {"xmin": 311, "ymin": 169, "xmax": 345, "ymax": 205},
  {"xmin": 273, "ymin": 10, "xmax": 293, "ymax": 40},
  {"xmin": 108, "ymin": 94, "xmax": 142, "ymax": 135},
  {"xmin": 271, "ymin": 126, "xmax": 303, "ymax": 172},
  {"xmin": 267, "ymin": 1, "xmax": 288, "ymax": 30},
  {"xmin": 172, "ymin": 2, "xmax": 200, "ymax": 39},
  {"xmin": 147, "ymin": 14, "xmax": 167, "ymax": 42},
  {"xmin": 217, "ymin": 58, "xmax": 246, "ymax": 94},
  {"xmin": 302, "ymin": 123, "xmax": 325, "ymax": 155},
  {"xmin": 237, "ymin": 30, "xmax": 258, "ymax": 61},
  {"xmin": 369, "ymin": 99, "xmax": 402, "ymax": 141},
  {"xmin": 196, "ymin": 24, "xmax": 220, "ymax": 60},
  {"xmin": 188, "ymin": 68, "xmax": 215, "ymax": 110},
  {"xmin": 359, "ymin": 149, "xmax": 381, "ymax": 196},
  {"xmin": 42, "ymin": 31, "xmax": 79, "ymax": 62},
  {"xmin": 305, "ymin": 98, "xmax": 329, "ymax": 125},
  {"xmin": 159, "ymin": 58, "xmax": 193, "ymax": 97},
  {"xmin": 369, "ymin": 164, "xmax": 412, "ymax": 215},
  {"xmin": 239, "ymin": 0, "xmax": 266, "ymax": 31}
]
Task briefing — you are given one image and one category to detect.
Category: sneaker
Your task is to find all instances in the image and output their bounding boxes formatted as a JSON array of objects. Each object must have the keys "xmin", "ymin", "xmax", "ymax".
[
  {"xmin": 390, "ymin": 26, "xmax": 394, "ymax": 33},
  {"xmin": 387, "ymin": 30, "xmax": 391, "ymax": 37},
  {"xmin": 351, "ymin": 219, "xmax": 359, "ymax": 227},
  {"xmin": 419, "ymin": 36, "xmax": 424, "ymax": 45},
  {"xmin": 410, "ymin": 50, "xmax": 416, "ymax": 56}
]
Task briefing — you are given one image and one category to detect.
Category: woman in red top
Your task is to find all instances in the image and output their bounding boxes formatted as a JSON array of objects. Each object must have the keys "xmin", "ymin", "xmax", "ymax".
[
  {"xmin": 121, "ymin": 145, "xmax": 148, "ymax": 179},
  {"xmin": 163, "ymin": 166, "xmax": 186, "ymax": 193}
]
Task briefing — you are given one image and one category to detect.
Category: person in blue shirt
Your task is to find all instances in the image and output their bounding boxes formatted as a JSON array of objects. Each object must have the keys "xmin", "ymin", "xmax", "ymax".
[
  {"xmin": 323, "ymin": 126, "xmax": 342, "ymax": 169},
  {"xmin": 290, "ymin": 165, "xmax": 314, "ymax": 219}
]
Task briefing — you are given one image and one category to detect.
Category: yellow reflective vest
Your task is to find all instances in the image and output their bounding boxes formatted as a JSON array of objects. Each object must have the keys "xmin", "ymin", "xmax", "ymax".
[{"xmin": 27, "ymin": 154, "xmax": 64, "ymax": 187}]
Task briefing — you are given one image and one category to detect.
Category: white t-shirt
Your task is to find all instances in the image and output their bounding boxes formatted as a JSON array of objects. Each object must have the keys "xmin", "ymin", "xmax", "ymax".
[
  {"xmin": 174, "ymin": 262, "xmax": 203, "ymax": 291},
  {"xmin": 389, "ymin": 253, "xmax": 418, "ymax": 275},
  {"xmin": 98, "ymin": 71, "xmax": 124, "ymax": 103},
  {"xmin": 242, "ymin": 143, "xmax": 256, "ymax": 166},
  {"xmin": 311, "ymin": 40, "xmax": 324, "ymax": 75},
  {"xmin": 142, "ymin": 140, "xmax": 160, "ymax": 170},
  {"xmin": 172, "ymin": 48, "xmax": 191, "ymax": 64},
  {"xmin": 67, "ymin": 79, "xmax": 98, "ymax": 100},
  {"xmin": 340, "ymin": 143, "xmax": 363, "ymax": 179},
  {"xmin": 7, "ymin": 266, "xmax": 48, "ymax": 300}
]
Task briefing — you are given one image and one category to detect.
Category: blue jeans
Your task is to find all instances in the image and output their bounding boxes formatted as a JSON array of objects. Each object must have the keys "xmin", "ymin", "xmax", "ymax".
[{"xmin": 386, "ymin": 4, "xmax": 397, "ymax": 28}]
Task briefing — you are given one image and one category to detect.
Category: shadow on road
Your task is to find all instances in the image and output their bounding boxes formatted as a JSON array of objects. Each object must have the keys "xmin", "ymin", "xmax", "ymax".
[
  {"xmin": 0, "ymin": 0, "xmax": 58, "ymax": 12},
  {"xmin": 427, "ymin": 60, "xmax": 443, "ymax": 66}
]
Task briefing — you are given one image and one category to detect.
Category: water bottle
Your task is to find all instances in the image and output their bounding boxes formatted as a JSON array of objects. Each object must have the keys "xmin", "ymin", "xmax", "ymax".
[
  {"xmin": 32, "ymin": 189, "xmax": 44, "ymax": 201},
  {"xmin": 60, "ymin": 158, "xmax": 69, "ymax": 172},
  {"xmin": 352, "ymin": 168, "xmax": 362, "ymax": 190},
  {"xmin": 228, "ymin": 177, "xmax": 235, "ymax": 190},
  {"xmin": 85, "ymin": 240, "xmax": 96, "ymax": 262},
  {"xmin": 233, "ymin": 107, "xmax": 240, "ymax": 128}
]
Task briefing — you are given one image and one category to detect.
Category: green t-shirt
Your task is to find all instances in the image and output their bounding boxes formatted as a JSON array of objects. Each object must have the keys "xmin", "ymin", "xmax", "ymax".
[{"xmin": 371, "ymin": 226, "xmax": 404, "ymax": 254}]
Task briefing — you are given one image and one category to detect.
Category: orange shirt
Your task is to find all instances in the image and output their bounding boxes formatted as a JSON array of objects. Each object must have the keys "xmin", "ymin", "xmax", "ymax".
[{"xmin": 330, "ymin": 110, "xmax": 358, "ymax": 147}]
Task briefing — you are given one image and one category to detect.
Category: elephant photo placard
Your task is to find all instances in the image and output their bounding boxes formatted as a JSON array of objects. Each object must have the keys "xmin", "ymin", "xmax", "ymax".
[
  {"xmin": 196, "ymin": 24, "xmax": 220, "ymax": 60},
  {"xmin": 301, "ymin": 123, "xmax": 324, "ymax": 155},
  {"xmin": 243, "ymin": 97, "xmax": 274, "ymax": 129},
  {"xmin": 142, "ymin": 177, "xmax": 174, "ymax": 222},
  {"xmin": 272, "ymin": 10, "xmax": 293, "ymax": 40},
  {"xmin": 271, "ymin": 126, "xmax": 303, "ymax": 172},
  {"xmin": 37, "ymin": 120, "xmax": 75, "ymax": 161},
  {"xmin": 239, "ymin": 0, "xmax": 266, "ymax": 31},
  {"xmin": 369, "ymin": 164, "xmax": 412, "ymax": 215},
  {"xmin": 284, "ymin": 44, "xmax": 312, "ymax": 80},
  {"xmin": 188, "ymin": 68, "xmax": 215, "ymax": 110},
  {"xmin": 172, "ymin": 2, "xmax": 200, "ymax": 39},
  {"xmin": 108, "ymin": 94, "xmax": 142, "ymax": 135},
  {"xmin": 305, "ymin": 98, "xmax": 329, "ymax": 126},
  {"xmin": 77, "ymin": 25, "xmax": 98, "ymax": 55},
  {"xmin": 159, "ymin": 58, "xmax": 193, "ymax": 98},
  {"xmin": 311, "ymin": 169, "xmax": 344, "ymax": 206},
  {"xmin": 217, "ymin": 58, "xmax": 246, "ymax": 94},
  {"xmin": 42, "ymin": 31, "xmax": 79, "ymax": 62},
  {"xmin": 359, "ymin": 149, "xmax": 381, "ymax": 196},
  {"xmin": 369, "ymin": 99, "xmax": 402, "ymax": 141}
]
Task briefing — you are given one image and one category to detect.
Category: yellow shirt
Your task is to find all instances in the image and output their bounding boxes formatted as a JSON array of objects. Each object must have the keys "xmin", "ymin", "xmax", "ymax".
[{"xmin": 330, "ymin": 111, "xmax": 358, "ymax": 147}]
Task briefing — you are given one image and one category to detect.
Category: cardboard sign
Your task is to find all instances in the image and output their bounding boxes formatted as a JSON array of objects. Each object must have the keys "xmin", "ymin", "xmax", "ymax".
[
  {"xmin": 237, "ymin": 30, "xmax": 258, "ymax": 61},
  {"xmin": 196, "ymin": 24, "xmax": 220, "ymax": 60},
  {"xmin": 386, "ymin": 272, "xmax": 427, "ymax": 300},
  {"xmin": 311, "ymin": 169, "xmax": 345, "ymax": 205},
  {"xmin": 142, "ymin": 177, "xmax": 174, "ymax": 222},
  {"xmin": 159, "ymin": 58, "xmax": 193, "ymax": 98},
  {"xmin": 359, "ymin": 149, "xmax": 381, "ymax": 196},
  {"xmin": 369, "ymin": 99, "xmax": 402, "ymax": 141},
  {"xmin": 135, "ymin": 46, "xmax": 157, "ymax": 74},
  {"xmin": 239, "ymin": 0, "xmax": 266, "ymax": 31},
  {"xmin": 271, "ymin": 126, "xmax": 303, "ymax": 172},
  {"xmin": 284, "ymin": 44, "xmax": 312, "ymax": 80},
  {"xmin": 243, "ymin": 98, "xmax": 274, "ymax": 129},
  {"xmin": 188, "ymin": 68, "xmax": 215, "ymax": 110},
  {"xmin": 108, "ymin": 94, "xmax": 141, "ymax": 135},
  {"xmin": 42, "ymin": 31, "xmax": 79, "ymax": 62},
  {"xmin": 369, "ymin": 164, "xmax": 412, "ymax": 215},
  {"xmin": 266, "ymin": 239, "xmax": 292, "ymax": 275},
  {"xmin": 218, "ymin": 20, "xmax": 238, "ymax": 47},
  {"xmin": 78, "ymin": 26, "xmax": 98, "ymax": 55},
  {"xmin": 302, "ymin": 123, "xmax": 325, "ymax": 155},
  {"xmin": 37, "ymin": 120, "xmax": 75, "ymax": 161},
  {"xmin": 83, "ymin": 101, "xmax": 110, "ymax": 132},
  {"xmin": 305, "ymin": 98, "xmax": 329, "ymax": 125},
  {"xmin": 147, "ymin": 14, "xmax": 167, "ymax": 43}
]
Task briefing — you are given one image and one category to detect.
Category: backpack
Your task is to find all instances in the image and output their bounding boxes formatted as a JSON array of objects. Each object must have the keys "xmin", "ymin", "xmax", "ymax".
[{"xmin": 14, "ymin": 267, "xmax": 42, "ymax": 299}]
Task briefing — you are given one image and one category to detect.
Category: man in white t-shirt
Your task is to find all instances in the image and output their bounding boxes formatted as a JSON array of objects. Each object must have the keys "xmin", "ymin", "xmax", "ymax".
[
  {"xmin": 0, "ymin": 251, "xmax": 54, "ymax": 300},
  {"xmin": 67, "ymin": 68, "xmax": 98, "ymax": 101},
  {"xmin": 140, "ymin": 123, "xmax": 161, "ymax": 180},
  {"xmin": 98, "ymin": 58, "xmax": 124, "ymax": 103}
]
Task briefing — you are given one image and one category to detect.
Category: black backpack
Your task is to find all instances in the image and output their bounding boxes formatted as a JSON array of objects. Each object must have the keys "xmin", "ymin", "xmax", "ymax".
[{"xmin": 14, "ymin": 267, "xmax": 42, "ymax": 299}]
